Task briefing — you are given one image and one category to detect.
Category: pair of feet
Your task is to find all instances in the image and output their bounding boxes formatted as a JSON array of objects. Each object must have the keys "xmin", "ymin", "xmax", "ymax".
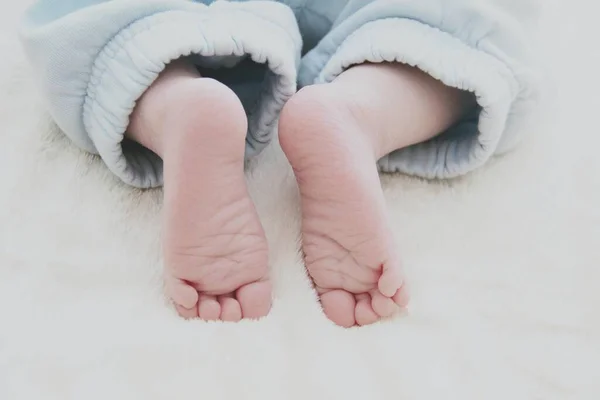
[{"xmin": 128, "ymin": 60, "xmax": 473, "ymax": 327}]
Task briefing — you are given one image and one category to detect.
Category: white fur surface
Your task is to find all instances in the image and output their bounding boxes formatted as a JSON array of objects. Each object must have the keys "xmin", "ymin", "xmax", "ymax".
[{"xmin": 0, "ymin": 1, "xmax": 598, "ymax": 399}]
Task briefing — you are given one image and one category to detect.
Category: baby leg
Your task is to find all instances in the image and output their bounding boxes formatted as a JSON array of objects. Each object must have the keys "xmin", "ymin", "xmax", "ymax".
[
  {"xmin": 279, "ymin": 63, "xmax": 475, "ymax": 327},
  {"xmin": 128, "ymin": 60, "xmax": 271, "ymax": 321}
]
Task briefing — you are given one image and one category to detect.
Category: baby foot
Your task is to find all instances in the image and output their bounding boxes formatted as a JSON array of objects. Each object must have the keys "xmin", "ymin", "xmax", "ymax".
[
  {"xmin": 132, "ymin": 75, "xmax": 271, "ymax": 321},
  {"xmin": 280, "ymin": 85, "xmax": 409, "ymax": 327}
]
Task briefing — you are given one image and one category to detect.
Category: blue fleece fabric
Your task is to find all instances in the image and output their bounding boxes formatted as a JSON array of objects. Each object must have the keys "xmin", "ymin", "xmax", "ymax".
[{"xmin": 20, "ymin": 0, "xmax": 539, "ymax": 188}]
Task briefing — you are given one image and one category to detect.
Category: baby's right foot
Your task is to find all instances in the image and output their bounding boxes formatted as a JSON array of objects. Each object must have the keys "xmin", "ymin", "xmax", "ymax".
[{"xmin": 129, "ymin": 63, "xmax": 271, "ymax": 321}]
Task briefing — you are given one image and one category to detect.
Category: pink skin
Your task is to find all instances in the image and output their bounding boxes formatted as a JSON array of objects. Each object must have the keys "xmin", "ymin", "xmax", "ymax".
[
  {"xmin": 128, "ymin": 60, "xmax": 271, "ymax": 321},
  {"xmin": 279, "ymin": 63, "xmax": 475, "ymax": 327},
  {"xmin": 127, "ymin": 59, "xmax": 473, "ymax": 326}
]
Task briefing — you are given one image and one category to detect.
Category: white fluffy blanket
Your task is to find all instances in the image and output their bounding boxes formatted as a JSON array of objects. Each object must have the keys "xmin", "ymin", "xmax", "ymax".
[{"xmin": 0, "ymin": 2, "xmax": 598, "ymax": 399}]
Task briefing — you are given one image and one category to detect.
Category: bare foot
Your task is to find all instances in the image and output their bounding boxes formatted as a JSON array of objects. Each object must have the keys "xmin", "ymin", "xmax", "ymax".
[
  {"xmin": 129, "ymin": 61, "xmax": 271, "ymax": 321},
  {"xmin": 280, "ymin": 87, "xmax": 408, "ymax": 327},
  {"xmin": 280, "ymin": 63, "xmax": 474, "ymax": 327}
]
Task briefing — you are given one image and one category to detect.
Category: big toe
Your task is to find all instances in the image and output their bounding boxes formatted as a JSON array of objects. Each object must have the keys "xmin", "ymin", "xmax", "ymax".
[
  {"xmin": 320, "ymin": 290, "xmax": 357, "ymax": 328},
  {"xmin": 236, "ymin": 280, "xmax": 272, "ymax": 319}
]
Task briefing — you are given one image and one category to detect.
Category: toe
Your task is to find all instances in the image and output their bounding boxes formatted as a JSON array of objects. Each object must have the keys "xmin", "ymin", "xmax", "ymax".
[
  {"xmin": 320, "ymin": 290, "xmax": 356, "ymax": 328},
  {"xmin": 392, "ymin": 282, "xmax": 411, "ymax": 308},
  {"xmin": 378, "ymin": 261, "xmax": 405, "ymax": 298},
  {"xmin": 370, "ymin": 290, "xmax": 398, "ymax": 318},
  {"xmin": 198, "ymin": 295, "xmax": 221, "ymax": 321},
  {"xmin": 167, "ymin": 277, "xmax": 199, "ymax": 310},
  {"xmin": 355, "ymin": 294, "xmax": 379, "ymax": 326},
  {"xmin": 236, "ymin": 280, "xmax": 272, "ymax": 319},
  {"xmin": 175, "ymin": 304, "xmax": 199, "ymax": 319},
  {"xmin": 219, "ymin": 295, "xmax": 242, "ymax": 322}
]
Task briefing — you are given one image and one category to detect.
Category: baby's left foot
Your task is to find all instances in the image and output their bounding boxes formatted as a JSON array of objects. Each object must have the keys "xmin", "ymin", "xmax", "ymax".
[
  {"xmin": 280, "ymin": 63, "xmax": 474, "ymax": 327},
  {"xmin": 279, "ymin": 86, "xmax": 409, "ymax": 328}
]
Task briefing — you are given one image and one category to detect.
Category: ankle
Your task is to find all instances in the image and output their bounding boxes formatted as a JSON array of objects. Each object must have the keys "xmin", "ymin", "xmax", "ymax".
[
  {"xmin": 127, "ymin": 59, "xmax": 202, "ymax": 156},
  {"xmin": 328, "ymin": 63, "xmax": 477, "ymax": 158}
]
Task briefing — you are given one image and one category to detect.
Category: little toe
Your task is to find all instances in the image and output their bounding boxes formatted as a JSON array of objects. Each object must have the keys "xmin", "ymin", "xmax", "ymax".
[
  {"xmin": 167, "ymin": 277, "xmax": 199, "ymax": 310},
  {"xmin": 320, "ymin": 290, "xmax": 356, "ymax": 328},
  {"xmin": 175, "ymin": 304, "xmax": 199, "ymax": 319},
  {"xmin": 378, "ymin": 262, "xmax": 405, "ymax": 298},
  {"xmin": 392, "ymin": 282, "xmax": 411, "ymax": 308},
  {"xmin": 355, "ymin": 294, "xmax": 379, "ymax": 326},
  {"xmin": 370, "ymin": 290, "xmax": 398, "ymax": 318},
  {"xmin": 236, "ymin": 280, "xmax": 272, "ymax": 319},
  {"xmin": 219, "ymin": 295, "xmax": 242, "ymax": 322},
  {"xmin": 198, "ymin": 295, "xmax": 221, "ymax": 321}
]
